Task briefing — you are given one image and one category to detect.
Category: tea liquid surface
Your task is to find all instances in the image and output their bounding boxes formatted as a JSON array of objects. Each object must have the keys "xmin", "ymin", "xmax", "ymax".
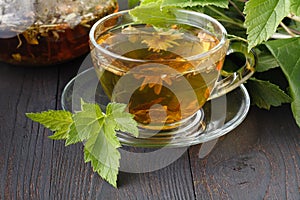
[{"xmin": 94, "ymin": 25, "xmax": 224, "ymax": 126}]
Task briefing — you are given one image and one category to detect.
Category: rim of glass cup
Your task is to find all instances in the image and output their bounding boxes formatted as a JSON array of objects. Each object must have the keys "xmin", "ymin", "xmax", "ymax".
[{"xmin": 89, "ymin": 9, "xmax": 228, "ymax": 64}]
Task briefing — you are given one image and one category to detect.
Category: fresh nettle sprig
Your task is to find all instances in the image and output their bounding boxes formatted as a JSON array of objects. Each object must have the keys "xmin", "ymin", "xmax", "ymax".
[
  {"xmin": 128, "ymin": 0, "xmax": 300, "ymax": 128},
  {"xmin": 26, "ymin": 100, "xmax": 139, "ymax": 188}
]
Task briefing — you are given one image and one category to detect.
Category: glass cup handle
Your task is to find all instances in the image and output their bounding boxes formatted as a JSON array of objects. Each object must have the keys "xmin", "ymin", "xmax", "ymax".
[{"xmin": 208, "ymin": 39, "xmax": 256, "ymax": 100}]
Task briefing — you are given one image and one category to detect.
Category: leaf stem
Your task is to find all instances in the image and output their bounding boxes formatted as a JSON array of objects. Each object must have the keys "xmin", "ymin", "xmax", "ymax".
[
  {"xmin": 229, "ymin": 0, "xmax": 245, "ymax": 19},
  {"xmin": 207, "ymin": 6, "xmax": 245, "ymax": 29},
  {"xmin": 227, "ymin": 34, "xmax": 247, "ymax": 42},
  {"xmin": 280, "ymin": 22, "xmax": 296, "ymax": 37},
  {"xmin": 271, "ymin": 33, "xmax": 293, "ymax": 39},
  {"xmin": 289, "ymin": 28, "xmax": 300, "ymax": 35},
  {"xmin": 287, "ymin": 13, "xmax": 300, "ymax": 23}
]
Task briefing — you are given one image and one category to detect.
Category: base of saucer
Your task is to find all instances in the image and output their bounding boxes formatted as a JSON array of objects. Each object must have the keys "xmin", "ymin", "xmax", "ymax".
[{"xmin": 61, "ymin": 67, "xmax": 250, "ymax": 147}]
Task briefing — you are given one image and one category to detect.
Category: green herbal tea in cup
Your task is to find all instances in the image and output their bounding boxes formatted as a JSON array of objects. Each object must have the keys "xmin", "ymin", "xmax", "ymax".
[{"xmin": 89, "ymin": 9, "xmax": 255, "ymax": 130}]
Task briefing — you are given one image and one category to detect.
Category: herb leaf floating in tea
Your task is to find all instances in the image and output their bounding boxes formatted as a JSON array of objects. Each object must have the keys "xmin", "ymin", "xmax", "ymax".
[
  {"xmin": 122, "ymin": 26, "xmax": 184, "ymax": 52},
  {"xmin": 141, "ymin": 29, "xmax": 183, "ymax": 52},
  {"xmin": 26, "ymin": 100, "xmax": 138, "ymax": 188}
]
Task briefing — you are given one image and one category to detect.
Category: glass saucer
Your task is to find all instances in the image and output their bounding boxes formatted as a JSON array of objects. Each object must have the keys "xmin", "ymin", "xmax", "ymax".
[{"xmin": 61, "ymin": 68, "xmax": 250, "ymax": 148}]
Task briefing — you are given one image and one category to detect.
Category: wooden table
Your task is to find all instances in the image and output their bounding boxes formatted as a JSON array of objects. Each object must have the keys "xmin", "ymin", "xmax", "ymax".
[{"xmin": 1, "ymin": 3, "xmax": 300, "ymax": 200}]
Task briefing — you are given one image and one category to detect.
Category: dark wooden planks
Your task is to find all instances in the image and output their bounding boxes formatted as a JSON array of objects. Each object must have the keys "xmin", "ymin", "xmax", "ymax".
[
  {"xmin": 1, "ymin": 61, "xmax": 299, "ymax": 200},
  {"xmin": 0, "ymin": 64, "xmax": 59, "ymax": 199},
  {"xmin": 189, "ymin": 106, "xmax": 300, "ymax": 200}
]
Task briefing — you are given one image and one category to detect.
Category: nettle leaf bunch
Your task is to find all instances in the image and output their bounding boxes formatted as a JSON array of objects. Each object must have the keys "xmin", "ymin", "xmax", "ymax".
[
  {"xmin": 129, "ymin": 0, "xmax": 300, "ymax": 128},
  {"xmin": 27, "ymin": 100, "xmax": 138, "ymax": 188}
]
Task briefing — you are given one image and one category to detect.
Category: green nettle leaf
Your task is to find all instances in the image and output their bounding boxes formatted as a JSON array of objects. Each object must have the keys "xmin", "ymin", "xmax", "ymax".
[
  {"xmin": 246, "ymin": 78, "xmax": 292, "ymax": 109},
  {"xmin": 265, "ymin": 37, "xmax": 300, "ymax": 127},
  {"xmin": 84, "ymin": 129, "xmax": 120, "ymax": 188},
  {"xmin": 26, "ymin": 100, "xmax": 138, "ymax": 188},
  {"xmin": 161, "ymin": 0, "xmax": 228, "ymax": 8},
  {"xmin": 72, "ymin": 101, "xmax": 122, "ymax": 187},
  {"xmin": 129, "ymin": 1, "xmax": 176, "ymax": 26},
  {"xmin": 26, "ymin": 110, "xmax": 73, "ymax": 140},
  {"xmin": 106, "ymin": 103, "xmax": 139, "ymax": 137},
  {"xmin": 65, "ymin": 123, "xmax": 81, "ymax": 146},
  {"xmin": 73, "ymin": 101, "xmax": 104, "ymax": 141},
  {"xmin": 291, "ymin": 0, "xmax": 300, "ymax": 15},
  {"xmin": 255, "ymin": 48, "xmax": 279, "ymax": 72},
  {"xmin": 129, "ymin": 0, "xmax": 228, "ymax": 25},
  {"xmin": 103, "ymin": 119, "xmax": 123, "ymax": 148},
  {"xmin": 244, "ymin": 0, "xmax": 290, "ymax": 51}
]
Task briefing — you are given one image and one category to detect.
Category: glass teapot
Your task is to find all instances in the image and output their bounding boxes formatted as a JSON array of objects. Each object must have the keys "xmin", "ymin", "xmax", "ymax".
[{"xmin": 0, "ymin": 0, "xmax": 118, "ymax": 66}]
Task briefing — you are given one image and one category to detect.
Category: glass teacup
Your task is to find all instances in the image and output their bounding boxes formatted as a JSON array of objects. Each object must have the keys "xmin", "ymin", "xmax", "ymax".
[{"xmin": 89, "ymin": 9, "xmax": 256, "ymax": 132}]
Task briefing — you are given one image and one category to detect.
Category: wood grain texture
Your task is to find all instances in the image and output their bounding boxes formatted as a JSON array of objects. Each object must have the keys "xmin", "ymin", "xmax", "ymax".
[
  {"xmin": 1, "ymin": 57, "xmax": 300, "ymax": 199},
  {"xmin": 189, "ymin": 107, "xmax": 300, "ymax": 200},
  {"xmin": 1, "ymin": 1, "xmax": 300, "ymax": 196},
  {"xmin": 0, "ymin": 64, "xmax": 59, "ymax": 200}
]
